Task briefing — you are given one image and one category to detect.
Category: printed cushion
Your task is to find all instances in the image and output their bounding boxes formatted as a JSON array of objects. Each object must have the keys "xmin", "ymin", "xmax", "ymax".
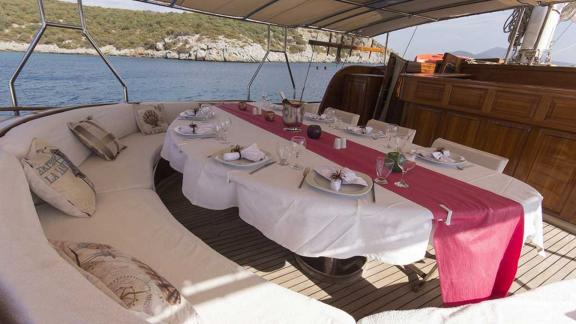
[
  {"xmin": 21, "ymin": 139, "xmax": 96, "ymax": 217},
  {"xmin": 134, "ymin": 104, "xmax": 168, "ymax": 135},
  {"xmin": 68, "ymin": 119, "xmax": 125, "ymax": 161},
  {"xmin": 51, "ymin": 241, "xmax": 201, "ymax": 324}
]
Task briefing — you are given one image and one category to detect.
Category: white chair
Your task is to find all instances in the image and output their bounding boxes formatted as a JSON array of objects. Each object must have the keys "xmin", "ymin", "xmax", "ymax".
[
  {"xmin": 302, "ymin": 103, "xmax": 320, "ymax": 115},
  {"xmin": 325, "ymin": 107, "xmax": 360, "ymax": 126},
  {"xmin": 432, "ymin": 138, "xmax": 509, "ymax": 173},
  {"xmin": 366, "ymin": 119, "xmax": 416, "ymax": 143}
]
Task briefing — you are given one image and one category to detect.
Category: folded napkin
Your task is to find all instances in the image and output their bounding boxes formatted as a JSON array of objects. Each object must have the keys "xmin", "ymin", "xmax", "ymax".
[
  {"xmin": 174, "ymin": 123, "xmax": 215, "ymax": 135},
  {"xmin": 304, "ymin": 112, "xmax": 329, "ymax": 121},
  {"xmin": 430, "ymin": 148, "xmax": 455, "ymax": 163},
  {"xmin": 314, "ymin": 166, "xmax": 368, "ymax": 186},
  {"xmin": 223, "ymin": 144, "xmax": 266, "ymax": 162},
  {"xmin": 346, "ymin": 126, "xmax": 373, "ymax": 135},
  {"xmin": 180, "ymin": 106, "xmax": 213, "ymax": 118}
]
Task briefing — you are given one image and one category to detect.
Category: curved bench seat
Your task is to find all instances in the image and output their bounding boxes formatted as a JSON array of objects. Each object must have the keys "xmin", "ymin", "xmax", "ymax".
[{"xmin": 0, "ymin": 102, "xmax": 355, "ymax": 324}]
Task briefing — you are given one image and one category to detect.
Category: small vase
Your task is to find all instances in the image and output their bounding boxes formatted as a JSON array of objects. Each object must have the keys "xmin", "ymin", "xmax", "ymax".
[{"xmin": 330, "ymin": 179, "xmax": 342, "ymax": 192}]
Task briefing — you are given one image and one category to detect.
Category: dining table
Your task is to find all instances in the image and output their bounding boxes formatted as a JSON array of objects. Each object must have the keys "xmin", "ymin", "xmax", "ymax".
[{"xmin": 161, "ymin": 102, "xmax": 545, "ymax": 305}]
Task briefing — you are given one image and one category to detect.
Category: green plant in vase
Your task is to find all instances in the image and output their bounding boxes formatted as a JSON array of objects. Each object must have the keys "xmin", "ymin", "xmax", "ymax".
[{"xmin": 385, "ymin": 150, "xmax": 406, "ymax": 173}]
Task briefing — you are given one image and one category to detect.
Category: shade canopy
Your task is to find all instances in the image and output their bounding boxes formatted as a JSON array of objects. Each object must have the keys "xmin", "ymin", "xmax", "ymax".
[{"xmin": 138, "ymin": 0, "xmax": 563, "ymax": 36}]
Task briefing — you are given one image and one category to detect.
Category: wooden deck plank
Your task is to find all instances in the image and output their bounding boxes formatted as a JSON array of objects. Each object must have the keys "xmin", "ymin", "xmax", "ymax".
[{"xmin": 157, "ymin": 173, "xmax": 576, "ymax": 320}]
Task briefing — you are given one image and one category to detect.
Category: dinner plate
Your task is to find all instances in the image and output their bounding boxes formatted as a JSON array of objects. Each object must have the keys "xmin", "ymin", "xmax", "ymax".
[
  {"xmin": 305, "ymin": 115, "xmax": 334, "ymax": 123},
  {"xmin": 344, "ymin": 128, "xmax": 373, "ymax": 137},
  {"xmin": 179, "ymin": 110, "xmax": 215, "ymax": 121},
  {"xmin": 305, "ymin": 169, "xmax": 373, "ymax": 197},
  {"xmin": 416, "ymin": 151, "xmax": 467, "ymax": 167},
  {"xmin": 173, "ymin": 125, "xmax": 216, "ymax": 138},
  {"xmin": 213, "ymin": 148, "xmax": 271, "ymax": 168}
]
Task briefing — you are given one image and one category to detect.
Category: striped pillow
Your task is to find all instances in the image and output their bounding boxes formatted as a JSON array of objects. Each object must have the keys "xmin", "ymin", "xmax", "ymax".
[{"xmin": 68, "ymin": 119, "xmax": 125, "ymax": 161}]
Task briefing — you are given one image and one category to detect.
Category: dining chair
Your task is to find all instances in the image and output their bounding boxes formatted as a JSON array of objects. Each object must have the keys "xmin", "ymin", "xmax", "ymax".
[
  {"xmin": 302, "ymin": 103, "xmax": 320, "ymax": 115},
  {"xmin": 432, "ymin": 138, "xmax": 509, "ymax": 173},
  {"xmin": 325, "ymin": 107, "xmax": 360, "ymax": 126},
  {"xmin": 366, "ymin": 119, "xmax": 416, "ymax": 143}
]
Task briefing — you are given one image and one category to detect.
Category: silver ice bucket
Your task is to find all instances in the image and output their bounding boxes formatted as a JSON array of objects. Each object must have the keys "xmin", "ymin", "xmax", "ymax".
[{"xmin": 282, "ymin": 100, "xmax": 304, "ymax": 128}]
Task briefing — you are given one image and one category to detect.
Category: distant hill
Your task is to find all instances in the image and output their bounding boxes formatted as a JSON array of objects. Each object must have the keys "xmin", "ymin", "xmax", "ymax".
[{"xmin": 0, "ymin": 0, "xmax": 388, "ymax": 63}]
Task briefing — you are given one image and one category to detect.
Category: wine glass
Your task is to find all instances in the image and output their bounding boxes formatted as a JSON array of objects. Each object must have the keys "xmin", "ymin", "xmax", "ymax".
[
  {"xmin": 290, "ymin": 136, "xmax": 306, "ymax": 170},
  {"xmin": 394, "ymin": 157, "xmax": 417, "ymax": 188},
  {"xmin": 375, "ymin": 157, "xmax": 395, "ymax": 184},
  {"xmin": 219, "ymin": 118, "xmax": 232, "ymax": 144},
  {"xmin": 276, "ymin": 142, "xmax": 292, "ymax": 166}
]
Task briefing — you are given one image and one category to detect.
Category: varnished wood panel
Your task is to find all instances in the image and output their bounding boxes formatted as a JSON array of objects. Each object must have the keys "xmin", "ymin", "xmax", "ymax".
[
  {"xmin": 491, "ymin": 91, "xmax": 540, "ymax": 119},
  {"xmin": 343, "ymin": 77, "xmax": 368, "ymax": 116},
  {"xmin": 525, "ymin": 130, "xmax": 576, "ymax": 219},
  {"xmin": 404, "ymin": 104, "xmax": 443, "ymax": 147},
  {"xmin": 475, "ymin": 120, "xmax": 531, "ymax": 175},
  {"xmin": 543, "ymin": 97, "xmax": 576, "ymax": 128},
  {"xmin": 439, "ymin": 112, "xmax": 481, "ymax": 147},
  {"xmin": 413, "ymin": 81, "xmax": 444, "ymax": 104},
  {"xmin": 447, "ymin": 85, "xmax": 487, "ymax": 111}
]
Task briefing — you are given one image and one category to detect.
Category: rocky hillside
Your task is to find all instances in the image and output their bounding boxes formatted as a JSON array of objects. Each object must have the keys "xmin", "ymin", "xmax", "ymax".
[{"xmin": 0, "ymin": 0, "xmax": 389, "ymax": 63}]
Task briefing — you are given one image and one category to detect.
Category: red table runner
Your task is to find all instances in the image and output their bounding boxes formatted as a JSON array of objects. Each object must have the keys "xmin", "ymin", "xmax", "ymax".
[{"xmin": 217, "ymin": 103, "xmax": 524, "ymax": 305}]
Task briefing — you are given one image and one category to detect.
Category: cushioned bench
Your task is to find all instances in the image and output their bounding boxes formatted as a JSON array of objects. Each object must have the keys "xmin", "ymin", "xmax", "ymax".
[{"xmin": 0, "ymin": 102, "xmax": 354, "ymax": 324}]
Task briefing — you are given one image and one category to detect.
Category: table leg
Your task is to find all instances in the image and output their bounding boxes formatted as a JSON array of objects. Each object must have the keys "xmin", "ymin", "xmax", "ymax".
[{"xmin": 294, "ymin": 254, "xmax": 367, "ymax": 284}]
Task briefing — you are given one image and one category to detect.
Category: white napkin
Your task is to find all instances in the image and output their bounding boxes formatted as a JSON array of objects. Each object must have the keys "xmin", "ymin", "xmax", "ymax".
[
  {"xmin": 314, "ymin": 166, "xmax": 368, "ymax": 186},
  {"xmin": 430, "ymin": 148, "xmax": 455, "ymax": 163},
  {"xmin": 174, "ymin": 123, "xmax": 215, "ymax": 135},
  {"xmin": 346, "ymin": 126, "xmax": 373, "ymax": 135},
  {"xmin": 304, "ymin": 112, "xmax": 329, "ymax": 121},
  {"xmin": 223, "ymin": 144, "xmax": 266, "ymax": 162},
  {"xmin": 180, "ymin": 106, "xmax": 213, "ymax": 118}
]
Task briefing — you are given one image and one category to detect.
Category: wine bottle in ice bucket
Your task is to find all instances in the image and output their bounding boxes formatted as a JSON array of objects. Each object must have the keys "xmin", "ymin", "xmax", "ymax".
[{"xmin": 280, "ymin": 91, "xmax": 304, "ymax": 130}]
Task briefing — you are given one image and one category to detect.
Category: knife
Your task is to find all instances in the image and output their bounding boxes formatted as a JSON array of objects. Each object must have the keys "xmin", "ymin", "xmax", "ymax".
[
  {"xmin": 298, "ymin": 167, "xmax": 310, "ymax": 189},
  {"xmin": 249, "ymin": 161, "xmax": 276, "ymax": 175},
  {"xmin": 371, "ymin": 184, "xmax": 376, "ymax": 203}
]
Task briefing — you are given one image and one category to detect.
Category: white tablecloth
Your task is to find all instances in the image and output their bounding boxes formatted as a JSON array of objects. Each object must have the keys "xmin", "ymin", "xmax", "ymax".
[{"xmin": 161, "ymin": 106, "xmax": 544, "ymax": 265}]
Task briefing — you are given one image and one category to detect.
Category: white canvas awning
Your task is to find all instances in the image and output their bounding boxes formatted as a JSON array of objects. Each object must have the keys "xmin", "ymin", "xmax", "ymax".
[{"xmin": 135, "ymin": 0, "xmax": 566, "ymax": 36}]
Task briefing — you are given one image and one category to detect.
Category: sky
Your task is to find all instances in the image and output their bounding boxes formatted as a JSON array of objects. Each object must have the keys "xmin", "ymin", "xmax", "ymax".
[{"xmin": 62, "ymin": 0, "xmax": 576, "ymax": 64}]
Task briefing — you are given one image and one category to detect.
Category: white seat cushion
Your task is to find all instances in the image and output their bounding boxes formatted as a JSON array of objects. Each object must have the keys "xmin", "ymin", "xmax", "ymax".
[
  {"xmin": 432, "ymin": 138, "xmax": 509, "ymax": 173},
  {"xmin": 358, "ymin": 280, "xmax": 576, "ymax": 324},
  {"xmin": 80, "ymin": 132, "xmax": 165, "ymax": 193},
  {"xmin": 38, "ymin": 189, "xmax": 355, "ymax": 324}
]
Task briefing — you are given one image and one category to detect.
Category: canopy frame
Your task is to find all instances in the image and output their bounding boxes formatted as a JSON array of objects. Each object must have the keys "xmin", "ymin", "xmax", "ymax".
[{"xmin": 7, "ymin": 0, "xmax": 129, "ymax": 115}]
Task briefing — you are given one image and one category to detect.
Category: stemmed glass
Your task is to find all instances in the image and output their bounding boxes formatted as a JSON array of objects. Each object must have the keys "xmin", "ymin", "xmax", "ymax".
[
  {"xmin": 395, "ymin": 156, "xmax": 417, "ymax": 188},
  {"xmin": 261, "ymin": 94, "xmax": 271, "ymax": 110},
  {"xmin": 217, "ymin": 118, "xmax": 232, "ymax": 144},
  {"xmin": 290, "ymin": 136, "xmax": 306, "ymax": 170},
  {"xmin": 375, "ymin": 157, "xmax": 395, "ymax": 184}
]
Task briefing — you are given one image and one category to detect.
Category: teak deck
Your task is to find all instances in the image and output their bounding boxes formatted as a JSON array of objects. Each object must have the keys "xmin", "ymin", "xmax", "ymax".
[{"xmin": 157, "ymin": 174, "xmax": 576, "ymax": 320}]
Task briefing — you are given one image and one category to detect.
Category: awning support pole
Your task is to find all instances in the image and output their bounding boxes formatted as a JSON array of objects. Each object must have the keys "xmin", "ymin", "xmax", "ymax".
[
  {"xmin": 8, "ymin": 0, "xmax": 129, "ymax": 115},
  {"xmin": 247, "ymin": 26, "xmax": 296, "ymax": 101}
]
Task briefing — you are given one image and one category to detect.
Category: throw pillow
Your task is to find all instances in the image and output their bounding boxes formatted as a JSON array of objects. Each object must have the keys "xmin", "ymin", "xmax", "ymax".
[
  {"xmin": 68, "ymin": 118, "xmax": 125, "ymax": 161},
  {"xmin": 21, "ymin": 139, "xmax": 96, "ymax": 217},
  {"xmin": 134, "ymin": 104, "xmax": 168, "ymax": 135},
  {"xmin": 51, "ymin": 241, "xmax": 201, "ymax": 324}
]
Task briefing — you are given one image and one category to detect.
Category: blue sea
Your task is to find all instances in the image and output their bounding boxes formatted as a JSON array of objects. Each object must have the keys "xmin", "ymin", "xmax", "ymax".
[{"xmin": 0, "ymin": 51, "xmax": 349, "ymax": 110}]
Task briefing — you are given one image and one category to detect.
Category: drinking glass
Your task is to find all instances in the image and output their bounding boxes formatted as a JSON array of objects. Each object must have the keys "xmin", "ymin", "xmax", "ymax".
[
  {"xmin": 219, "ymin": 118, "xmax": 232, "ymax": 144},
  {"xmin": 276, "ymin": 142, "xmax": 292, "ymax": 166},
  {"xmin": 290, "ymin": 136, "xmax": 306, "ymax": 170},
  {"xmin": 395, "ymin": 157, "xmax": 417, "ymax": 188},
  {"xmin": 375, "ymin": 157, "xmax": 394, "ymax": 184}
]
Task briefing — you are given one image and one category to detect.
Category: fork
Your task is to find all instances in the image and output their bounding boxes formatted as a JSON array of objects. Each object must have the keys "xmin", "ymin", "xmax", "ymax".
[{"xmin": 298, "ymin": 167, "xmax": 311, "ymax": 189}]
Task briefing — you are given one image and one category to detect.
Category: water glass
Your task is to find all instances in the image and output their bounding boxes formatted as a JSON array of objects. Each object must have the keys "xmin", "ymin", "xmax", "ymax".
[
  {"xmin": 290, "ymin": 136, "xmax": 306, "ymax": 170},
  {"xmin": 395, "ymin": 157, "xmax": 416, "ymax": 188},
  {"xmin": 276, "ymin": 143, "xmax": 292, "ymax": 166},
  {"xmin": 375, "ymin": 157, "xmax": 394, "ymax": 184},
  {"xmin": 218, "ymin": 118, "xmax": 232, "ymax": 144}
]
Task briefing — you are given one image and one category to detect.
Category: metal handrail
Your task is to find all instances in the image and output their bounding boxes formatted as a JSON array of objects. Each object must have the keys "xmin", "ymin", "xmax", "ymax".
[
  {"xmin": 7, "ymin": 0, "xmax": 129, "ymax": 116},
  {"xmin": 247, "ymin": 26, "xmax": 296, "ymax": 101}
]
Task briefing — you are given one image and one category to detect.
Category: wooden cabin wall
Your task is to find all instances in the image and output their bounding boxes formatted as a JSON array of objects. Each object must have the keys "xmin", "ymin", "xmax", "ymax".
[
  {"xmin": 397, "ymin": 73, "xmax": 576, "ymax": 225},
  {"xmin": 461, "ymin": 63, "xmax": 576, "ymax": 90}
]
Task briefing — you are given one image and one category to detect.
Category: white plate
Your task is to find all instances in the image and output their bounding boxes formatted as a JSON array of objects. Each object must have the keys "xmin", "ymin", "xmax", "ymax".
[
  {"xmin": 305, "ymin": 115, "xmax": 334, "ymax": 123},
  {"xmin": 173, "ymin": 126, "xmax": 216, "ymax": 138},
  {"xmin": 416, "ymin": 151, "xmax": 467, "ymax": 167},
  {"xmin": 213, "ymin": 148, "xmax": 271, "ymax": 168},
  {"xmin": 305, "ymin": 170, "xmax": 373, "ymax": 197},
  {"xmin": 179, "ymin": 111, "xmax": 215, "ymax": 121}
]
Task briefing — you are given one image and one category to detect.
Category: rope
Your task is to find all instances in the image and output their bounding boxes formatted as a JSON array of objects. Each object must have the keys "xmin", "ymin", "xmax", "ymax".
[
  {"xmin": 402, "ymin": 26, "xmax": 418, "ymax": 58},
  {"xmin": 504, "ymin": 7, "xmax": 532, "ymax": 47}
]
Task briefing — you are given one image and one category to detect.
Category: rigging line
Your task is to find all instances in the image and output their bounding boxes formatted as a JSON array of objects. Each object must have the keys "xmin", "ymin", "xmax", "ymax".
[
  {"xmin": 553, "ymin": 21, "xmax": 574, "ymax": 44},
  {"xmin": 402, "ymin": 26, "xmax": 418, "ymax": 58}
]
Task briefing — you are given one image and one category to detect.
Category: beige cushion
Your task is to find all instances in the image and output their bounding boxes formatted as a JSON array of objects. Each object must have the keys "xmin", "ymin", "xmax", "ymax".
[
  {"xmin": 0, "ymin": 151, "xmax": 144, "ymax": 324},
  {"xmin": 68, "ymin": 119, "xmax": 125, "ymax": 161},
  {"xmin": 143, "ymin": 101, "xmax": 201, "ymax": 123},
  {"xmin": 0, "ymin": 104, "xmax": 138, "ymax": 166},
  {"xmin": 432, "ymin": 138, "xmax": 509, "ymax": 173},
  {"xmin": 80, "ymin": 132, "xmax": 165, "ymax": 193},
  {"xmin": 38, "ymin": 189, "xmax": 355, "ymax": 324},
  {"xmin": 366, "ymin": 119, "xmax": 416, "ymax": 143},
  {"xmin": 21, "ymin": 139, "xmax": 95, "ymax": 217},
  {"xmin": 134, "ymin": 104, "xmax": 168, "ymax": 135},
  {"xmin": 325, "ymin": 107, "xmax": 360, "ymax": 126},
  {"xmin": 51, "ymin": 241, "xmax": 201, "ymax": 324}
]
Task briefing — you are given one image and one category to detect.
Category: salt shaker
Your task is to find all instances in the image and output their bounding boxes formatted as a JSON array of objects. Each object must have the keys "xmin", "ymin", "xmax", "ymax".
[
  {"xmin": 333, "ymin": 138, "xmax": 342, "ymax": 150},
  {"xmin": 340, "ymin": 138, "xmax": 347, "ymax": 149}
]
